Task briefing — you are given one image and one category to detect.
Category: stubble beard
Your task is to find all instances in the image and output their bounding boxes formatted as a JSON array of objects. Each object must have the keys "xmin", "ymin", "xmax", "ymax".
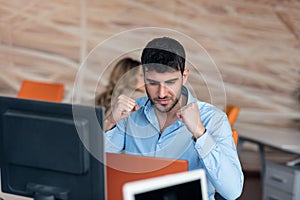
[{"xmin": 146, "ymin": 87, "xmax": 182, "ymax": 113}]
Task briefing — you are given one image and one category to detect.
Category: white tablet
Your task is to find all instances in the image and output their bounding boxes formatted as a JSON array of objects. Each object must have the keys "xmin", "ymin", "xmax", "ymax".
[{"xmin": 123, "ymin": 169, "xmax": 208, "ymax": 200}]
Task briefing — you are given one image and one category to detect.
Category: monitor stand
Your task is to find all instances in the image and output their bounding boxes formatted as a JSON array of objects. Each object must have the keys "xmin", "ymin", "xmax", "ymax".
[{"xmin": 27, "ymin": 183, "xmax": 68, "ymax": 200}]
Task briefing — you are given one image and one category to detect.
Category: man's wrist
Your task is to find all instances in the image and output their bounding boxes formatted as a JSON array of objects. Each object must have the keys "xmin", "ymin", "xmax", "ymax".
[
  {"xmin": 193, "ymin": 128, "xmax": 206, "ymax": 142},
  {"xmin": 104, "ymin": 113, "xmax": 116, "ymax": 131}
]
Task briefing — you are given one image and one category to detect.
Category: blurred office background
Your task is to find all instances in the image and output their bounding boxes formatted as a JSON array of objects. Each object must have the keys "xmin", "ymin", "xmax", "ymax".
[{"xmin": 0, "ymin": 1, "xmax": 299, "ymax": 199}]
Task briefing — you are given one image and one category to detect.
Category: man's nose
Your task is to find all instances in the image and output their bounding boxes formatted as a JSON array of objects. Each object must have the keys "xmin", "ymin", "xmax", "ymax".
[{"xmin": 158, "ymin": 84, "xmax": 167, "ymax": 98}]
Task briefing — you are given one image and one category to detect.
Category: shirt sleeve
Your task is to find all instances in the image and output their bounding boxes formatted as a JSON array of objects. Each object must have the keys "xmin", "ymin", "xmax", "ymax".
[
  {"xmin": 194, "ymin": 110, "xmax": 244, "ymax": 200},
  {"xmin": 105, "ymin": 118, "xmax": 127, "ymax": 153}
]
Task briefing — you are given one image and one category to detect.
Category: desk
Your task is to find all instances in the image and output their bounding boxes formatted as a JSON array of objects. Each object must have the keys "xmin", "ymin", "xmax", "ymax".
[
  {"xmin": 0, "ymin": 192, "xmax": 31, "ymax": 200},
  {"xmin": 238, "ymin": 125, "xmax": 300, "ymax": 176},
  {"xmin": 236, "ymin": 126, "xmax": 300, "ymax": 199}
]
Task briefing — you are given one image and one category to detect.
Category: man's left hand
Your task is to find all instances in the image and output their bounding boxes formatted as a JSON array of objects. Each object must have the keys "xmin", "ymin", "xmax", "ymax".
[{"xmin": 176, "ymin": 102, "xmax": 206, "ymax": 140}]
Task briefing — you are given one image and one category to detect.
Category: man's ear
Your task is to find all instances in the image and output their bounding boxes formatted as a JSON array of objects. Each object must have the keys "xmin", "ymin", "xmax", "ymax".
[{"xmin": 182, "ymin": 69, "xmax": 189, "ymax": 85}]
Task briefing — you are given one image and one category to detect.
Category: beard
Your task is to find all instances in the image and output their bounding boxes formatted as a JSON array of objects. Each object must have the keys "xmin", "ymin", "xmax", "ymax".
[{"xmin": 146, "ymin": 87, "xmax": 182, "ymax": 113}]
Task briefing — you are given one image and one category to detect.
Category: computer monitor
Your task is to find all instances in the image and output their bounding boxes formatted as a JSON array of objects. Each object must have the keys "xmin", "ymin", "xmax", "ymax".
[
  {"xmin": 123, "ymin": 169, "xmax": 208, "ymax": 200},
  {"xmin": 0, "ymin": 96, "xmax": 105, "ymax": 200}
]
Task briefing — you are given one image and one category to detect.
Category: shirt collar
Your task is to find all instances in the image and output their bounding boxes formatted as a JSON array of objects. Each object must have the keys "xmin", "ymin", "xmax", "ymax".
[{"xmin": 183, "ymin": 86, "xmax": 198, "ymax": 104}]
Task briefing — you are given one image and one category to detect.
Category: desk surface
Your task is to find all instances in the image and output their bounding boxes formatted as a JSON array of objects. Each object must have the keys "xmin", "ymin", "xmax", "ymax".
[
  {"xmin": 237, "ymin": 125, "xmax": 300, "ymax": 155},
  {"xmin": 0, "ymin": 192, "xmax": 32, "ymax": 200}
]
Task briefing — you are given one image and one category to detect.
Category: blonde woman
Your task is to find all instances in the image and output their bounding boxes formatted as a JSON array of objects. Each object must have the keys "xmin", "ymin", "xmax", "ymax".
[{"xmin": 96, "ymin": 57, "xmax": 145, "ymax": 116}]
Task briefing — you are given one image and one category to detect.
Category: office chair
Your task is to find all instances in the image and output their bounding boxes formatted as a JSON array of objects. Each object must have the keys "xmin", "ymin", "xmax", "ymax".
[
  {"xmin": 225, "ymin": 104, "xmax": 240, "ymax": 127},
  {"xmin": 224, "ymin": 104, "xmax": 240, "ymax": 147},
  {"xmin": 232, "ymin": 129, "xmax": 238, "ymax": 147},
  {"xmin": 18, "ymin": 80, "xmax": 64, "ymax": 102}
]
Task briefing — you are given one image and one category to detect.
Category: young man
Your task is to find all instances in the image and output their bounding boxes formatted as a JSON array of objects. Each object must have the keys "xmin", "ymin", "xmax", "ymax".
[{"xmin": 105, "ymin": 37, "xmax": 244, "ymax": 199}]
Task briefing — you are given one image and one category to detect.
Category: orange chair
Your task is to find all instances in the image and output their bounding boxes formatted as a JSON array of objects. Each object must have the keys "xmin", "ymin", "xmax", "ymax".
[
  {"xmin": 18, "ymin": 80, "xmax": 64, "ymax": 102},
  {"xmin": 224, "ymin": 104, "xmax": 240, "ymax": 147},
  {"xmin": 225, "ymin": 104, "xmax": 240, "ymax": 127},
  {"xmin": 232, "ymin": 129, "xmax": 238, "ymax": 147}
]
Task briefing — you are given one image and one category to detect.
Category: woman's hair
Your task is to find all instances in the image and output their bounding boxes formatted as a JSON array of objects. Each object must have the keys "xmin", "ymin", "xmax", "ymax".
[{"xmin": 96, "ymin": 57, "xmax": 141, "ymax": 115}]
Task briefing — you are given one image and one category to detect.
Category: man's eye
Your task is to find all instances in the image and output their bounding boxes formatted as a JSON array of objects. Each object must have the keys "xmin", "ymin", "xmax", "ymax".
[
  {"xmin": 166, "ymin": 81, "xmax": 175, "ymax": 85},
  {"xmin": 148, "ymin": 82, "xmax": 159, "ymax": 85}
]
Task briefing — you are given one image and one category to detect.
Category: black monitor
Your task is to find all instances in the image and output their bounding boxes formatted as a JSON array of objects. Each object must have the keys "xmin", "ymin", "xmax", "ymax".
[{"xmin": 0, "ymin": 96, "xmax": 105, "ymax": 200}]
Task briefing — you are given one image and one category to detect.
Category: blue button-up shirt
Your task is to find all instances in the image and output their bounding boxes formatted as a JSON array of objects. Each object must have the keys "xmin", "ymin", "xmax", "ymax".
[{"xmin": 105, "ymin": 88, "xmax": 244, "ymax": 200}]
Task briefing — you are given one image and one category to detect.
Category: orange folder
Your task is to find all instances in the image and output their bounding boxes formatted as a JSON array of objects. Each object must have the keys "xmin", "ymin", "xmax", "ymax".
[{"xmin": 106, "ymin": 153, "xmax": 188, "ymax": 200}]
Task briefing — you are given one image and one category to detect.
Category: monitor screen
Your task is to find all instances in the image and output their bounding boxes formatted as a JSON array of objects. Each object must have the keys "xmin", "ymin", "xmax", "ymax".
[
  {"xmin": 0, "ymin": 96, "xmax": 105, "ymax": 200},
  {"xmin": 123, "ymin": 169, "xmax": 208, "ymax": 200}
]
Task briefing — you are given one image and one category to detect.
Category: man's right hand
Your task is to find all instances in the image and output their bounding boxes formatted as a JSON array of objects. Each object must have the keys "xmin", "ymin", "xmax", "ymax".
[{"xmin": 104, "ymin": 95, "xmax": 138, "ymax": 131}]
